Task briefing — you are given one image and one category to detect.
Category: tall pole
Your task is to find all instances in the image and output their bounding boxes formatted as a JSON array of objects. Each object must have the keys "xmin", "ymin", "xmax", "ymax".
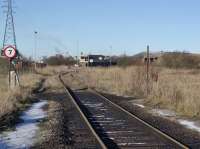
[
  {"xmin": 146, "ymin": 45, "xmax": 150, "ymax": 96},
  {"xmin": 2, "ymin": 0, "xmax": 19, "ymax": 88},
  {"xmin": 110, "ymin": 46, "xmax": 112, "ymax": 66},
  {"xmin": 76, "ymin": 40, "xmax": 79, "ymax": 66},
  {"xmin": 3, "ymin": 0, "xmax": 17, "ymax": 49},
  {"xmin": 34, "ymin": 31, "xmax": 38, "ymax": 70}
]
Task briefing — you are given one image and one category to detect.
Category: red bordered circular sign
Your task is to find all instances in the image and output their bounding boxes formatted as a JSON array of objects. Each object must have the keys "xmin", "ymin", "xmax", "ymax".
[{"xmin": 3, "ymin": 45, "xmax": 17, "ymax": 59}]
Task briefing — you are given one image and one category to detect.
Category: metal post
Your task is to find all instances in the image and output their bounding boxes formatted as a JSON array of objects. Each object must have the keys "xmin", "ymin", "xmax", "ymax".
[
  {"xmin": 34, "ymin": 31, "xmax": 38, "ymax": 70},
  {"xmin": 87, "ymin": 54, "xmax": 90, "ymax": 67},
  {"xmin": 110, "ymin": 46, "xmax": 112, "ymax": 66},
  {"xmin": 14, "ymin": 66, "xmax": 20, "ymax": 87},
  {"xmin": 146, "ymin": 45, "xmax": 150, "ymax": 96},
  {"xmin": 8, "ymin": 59, "xmax": 11, "ymax": 88},
  {"xmin": 76, "ymin": 40, "xmax": 79, "ymax": 66},
  {"xmin": 2, "ymin": 0, "xmax": 20, "ymax": 89}
]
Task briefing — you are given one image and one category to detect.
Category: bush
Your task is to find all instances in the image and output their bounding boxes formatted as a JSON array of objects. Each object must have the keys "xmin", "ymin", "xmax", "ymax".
[
  {"xmin": 116, "ymin": 56, "xmax": 143, "ymax": 67},
  {"xmin": 43, "ymin": 54, "xmax": 76, "ymax": 66},
  {"xmin": 160, "ymin": 52, "xmax": 200, "ymax": 69}
]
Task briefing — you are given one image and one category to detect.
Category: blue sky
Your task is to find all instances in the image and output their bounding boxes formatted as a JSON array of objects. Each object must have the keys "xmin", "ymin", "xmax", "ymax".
[{"xmin": 1, "ymin": 0, "xmax": 200, "ymax": 58}]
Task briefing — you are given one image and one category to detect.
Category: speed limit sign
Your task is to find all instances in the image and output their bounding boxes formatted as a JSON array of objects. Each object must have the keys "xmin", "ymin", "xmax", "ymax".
[{"xmin": 3, "ymin": 46, "xmax": 17, "ymax": 59}]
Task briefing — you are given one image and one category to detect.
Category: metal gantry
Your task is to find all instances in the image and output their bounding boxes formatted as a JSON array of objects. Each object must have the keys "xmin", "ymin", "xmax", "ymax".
[
  {"xmin": 2, "ymin": 0, "xmax": 20, "ymax": 88},
  {"xmin": 2, "ymin": 0, "xmax": 17, "ymax": 52}
]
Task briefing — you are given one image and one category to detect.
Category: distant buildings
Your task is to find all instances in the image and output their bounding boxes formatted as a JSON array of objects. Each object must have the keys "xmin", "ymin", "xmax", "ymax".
[
  {"xmin": 79, "ymin": 54, "xmax": 116, "ymax": 67},
  {"xmin": 143, "ymin": 56, "xmax": 158, "ymax": 63},
  {"xmin": 143, "ymin": 52, "xmax": 162, "ymax": 63}
]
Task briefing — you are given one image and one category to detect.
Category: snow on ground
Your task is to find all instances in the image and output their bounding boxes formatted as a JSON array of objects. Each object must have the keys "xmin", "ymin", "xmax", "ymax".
[
  {"xmin": 178, "ymin": 119, "xmax": 200, "ymax": 133},
  {"xmin": 129, "ymin": 100, "xmax": 145, "ymax": 108},
  {"xmin": 118, "ymin": 142, "xmax": 146, "ymax": 146},
  {"xmin": 152, "ymin": 108, "xmax": 200, "ymax": 134},
  {"xmin": 151, "ymin": 109, "xmax": 176, "ymax": 117},
  {"xmin": 0, "ymin": 100, "xmax": 47, "ymax": 149},
  {"xmin": 133, "ymin": 103, "xmax": 145, "ymax": 108},
  {"xmin": 130, "ymin": 99, "xmax": 200, "ymax": 134}
]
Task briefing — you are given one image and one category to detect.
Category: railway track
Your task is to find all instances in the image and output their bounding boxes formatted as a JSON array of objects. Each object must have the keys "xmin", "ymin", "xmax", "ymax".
[{"xmin": 59, "ymin": 74, "xmax": 189, "ymax": 149}]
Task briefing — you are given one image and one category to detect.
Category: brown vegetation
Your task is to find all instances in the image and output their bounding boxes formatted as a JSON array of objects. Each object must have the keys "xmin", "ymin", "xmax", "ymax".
[
  {"xmin": 76, "ymin": 66, "xmax": 200, "ymax": 117},
  {"xmin": 0, "ymin": 73, "xmax": 42, "ymax": 119},
  {"xmin": 43, "ymin": 54, "xmax": 76, "ymax": 66},
  {"xmin": 159, "ymin": 52, "xmax": 200, "ymax": 69},
  {"xmin": 149, "ymin": 68, "xmax": 200, "ymax": 117}
]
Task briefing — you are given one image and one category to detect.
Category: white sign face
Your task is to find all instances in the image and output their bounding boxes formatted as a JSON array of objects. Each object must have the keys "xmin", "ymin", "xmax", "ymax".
[{"xmin": 4, "ymin": 46, "xmax": 16, "ymax": 58}]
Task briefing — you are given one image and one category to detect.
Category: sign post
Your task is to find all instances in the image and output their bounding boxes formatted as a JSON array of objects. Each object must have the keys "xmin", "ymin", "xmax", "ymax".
[{"xmin": 3, "ymin": 45, "xmax": 17, "ymax": 88}]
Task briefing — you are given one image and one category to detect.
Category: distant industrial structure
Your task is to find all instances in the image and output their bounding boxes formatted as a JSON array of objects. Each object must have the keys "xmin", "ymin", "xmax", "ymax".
[
  {"xmin": 79, "ymin": 54, "xmax": 116, "ymax": 67},
  {"xmin": 143, "ymin": 52, "xmax": 162, "ymax": 63},
  {"xmin": 143, "ymin": 55, "xmax": 158, "ymax": 63}
]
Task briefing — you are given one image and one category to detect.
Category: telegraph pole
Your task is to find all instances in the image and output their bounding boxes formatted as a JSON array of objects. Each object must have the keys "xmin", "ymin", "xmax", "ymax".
[
  {"xmin": 2, "ymin": 0, "xmax": 20, "ymax": 88},
  {"xmin": 34, "ymin": 31, "xmax": 38, "ymax": 70},
  {"xmin": 146, "ymin": 45, "xmax": 150, "ymax": 96},
  {"xmin": 76, "ymin": 40, "xmax": 79, "ymax": 66},
  {"xmin": 109, "ymin": 46, "xmax": 112, "ymax": 66}
]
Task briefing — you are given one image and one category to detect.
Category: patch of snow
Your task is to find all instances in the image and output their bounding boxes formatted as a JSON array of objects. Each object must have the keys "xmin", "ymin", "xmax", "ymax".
[
  {"xmin": 151, "ymin": 109, "xmax": 176, "ymax": 117},
  {"xmin": 106, "ymin": 131, "xmax": 133, "ymax": 134},
  {"xmin": 118, "ymin": 142, "xmax": 146, "ymax": 146},
  {"xmin": 108, "ymin": 123, "xmax": 124, "ymax": 126},
  {"xmin": 84, "ymin": 103, "xmax": 103, "ymax": 108},
  {"xmin": 178, "ymin": 119, "xmax": 200, "ymax": 133},
  {"xmin": 123, "ymin": 95, "xmax": 134, "ymax": 98},
  {"xmin": 133, "ymin": 103, "xmax": 145, "ymax": 108},
  {"xmin": 109, "ymin": 137, "xmax": 115, "ymax": 140},
  {"xmin": 0, "ymin": 100, "xmax": 47, "ymax": 149},
  {"xmin": 92, "ymin": 120, "xmax": 113, "ymax": 123},
  {"xmin": 100, "ymin": 108, "xmax": 108, "ymax": 111},
  {"xmin": 92, "ymin": 115, "xmax": 105, "ymax": 118}
]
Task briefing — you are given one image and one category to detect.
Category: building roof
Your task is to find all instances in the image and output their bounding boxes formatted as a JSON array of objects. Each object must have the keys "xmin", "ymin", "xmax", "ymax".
[{"xmin": 88, "ymin": 55, "xmax": 105, "ymax": 59}]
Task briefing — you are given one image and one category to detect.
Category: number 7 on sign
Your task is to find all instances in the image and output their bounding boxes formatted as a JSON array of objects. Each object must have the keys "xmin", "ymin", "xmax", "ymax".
[
  {"xmin": 8, "ymin": 50, "xmax": 13, "ymax": 55},
  {"xmin": 3, "ymin": 46, "xmax": 17, "ymax": 59}
]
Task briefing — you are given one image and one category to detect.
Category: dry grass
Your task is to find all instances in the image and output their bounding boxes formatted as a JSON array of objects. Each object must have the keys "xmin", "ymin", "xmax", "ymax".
[
  {"xmin": 149, "ymin": 69, "xmax": 200, "ymax": 117},
  {"xmin": 0, "ymin": 73, "xmax": 42, "ymax": 117},
  {"xmin": 44, "ymin": 75, "xmax": 63, "ymax": 90},
  {"xmin": 36, "ymin": 66, "xmax": 69, "ymax": 76},
  {"xmin": 77, "ymin": 66, "xmax": 200, "ymax": 117},
  {"xmin": 79, "ymin": 67, "xmax": 147, "ymax": 97},
  {"xmin": 36, "ymin": 66, "xmax": 70, "ymax": 90},
  {"xmin": 20, "ymin": 73, "xmax": 43, "ymax": 89},
  {"xmin": 25, "ymin": 65, "xmax": 200, "ymax": 117},
  {"xmin": 0, "ymin": 65, "xmax": 69, "ymax": 119}
]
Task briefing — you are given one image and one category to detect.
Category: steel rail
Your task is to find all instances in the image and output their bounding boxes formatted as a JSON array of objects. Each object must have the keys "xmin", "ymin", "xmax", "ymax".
[
  {"xmin": 58, "ymin": 74, "xmax": 107, "ymax": 149},
  {"xmin": 90, "ymin": 89, "xmax": 189, "ymax": 149},
  {"xmin": 59, "ymin": 71, "xmax": 189, "ymax": 148}
]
